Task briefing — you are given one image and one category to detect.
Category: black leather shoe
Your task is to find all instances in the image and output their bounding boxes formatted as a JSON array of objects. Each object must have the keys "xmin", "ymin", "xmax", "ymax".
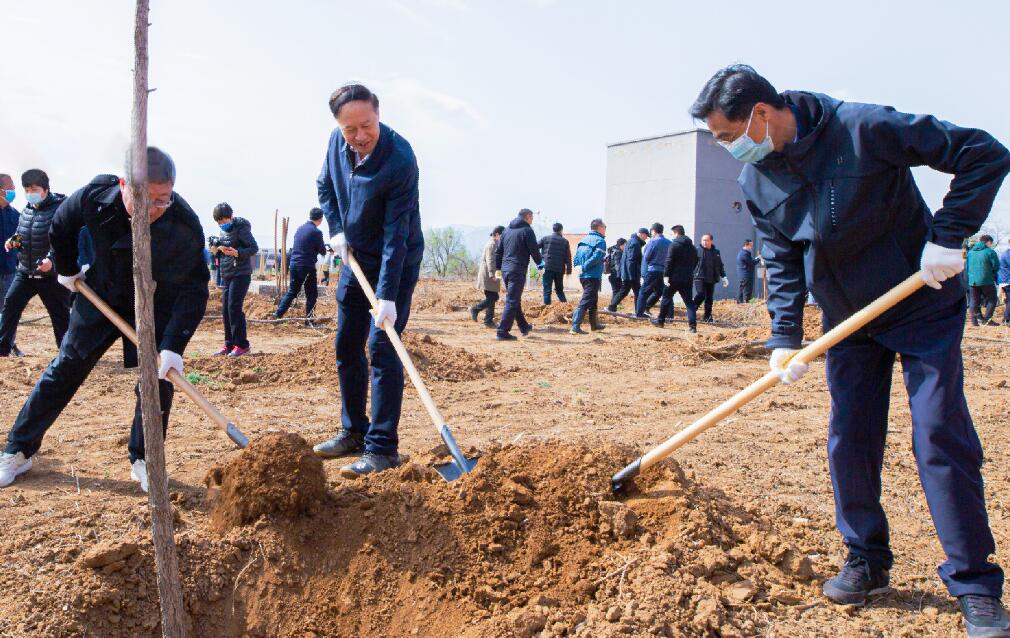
[
  {"xmin": 469, "ymin": 305, "xmax": 480, "ymax": 322},
  {"xmin": 688, "ymin": 325, "xmax": 697, "ymax": 334},
  {"xmin": 960, "ymin": 595, "xmax": 1010, "ymax": 637},
  {"xmin": 313, "ymin": 430, "xmax": 365, "ymax": 458},
  {"xmin": 519, "ymin": 324, "xmax": 533, "ymax": 336},
  {"xmin": 482, "ymin": 320, "xmax": 496, "ymax": 329},
  {"xmin": 650, "ymin": 319, "xmax": 665, "ymax": 328},
  {"xmin": 339, "ymin": 452, "xmax": 401, "ymax": 478},
  {"xmin": 496, "ymin": 333, "xmax": 518, "ymax": 341},
  {"xmin": 606, "ymin": 305, "xmax": 617, "ymax": 313},
  {"xmin": 822, "ymin": 556, "xmax": 890, "ymax": 605}
]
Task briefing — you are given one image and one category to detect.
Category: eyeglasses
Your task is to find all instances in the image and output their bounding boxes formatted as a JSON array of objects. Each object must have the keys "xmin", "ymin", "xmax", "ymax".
[{"xmin": 150, "ymin": 195, "xmax": 174, "ymax": 210}]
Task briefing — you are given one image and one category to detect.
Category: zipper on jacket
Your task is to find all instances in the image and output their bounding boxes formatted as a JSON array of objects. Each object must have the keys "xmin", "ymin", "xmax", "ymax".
[{"xmin": 829, "ymin": 181, "xmax": 838, "ymax": 231}]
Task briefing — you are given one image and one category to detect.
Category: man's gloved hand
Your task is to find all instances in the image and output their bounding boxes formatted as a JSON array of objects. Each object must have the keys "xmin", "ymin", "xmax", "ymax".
[
  {"xmin": 57, "ymin": 264, "xmax": 89, "ymax": 292},
  {"xmin": 495, "ymin": 270, "xmax": 503, "ymax": 281},
  {"xmin": 373, "ymin": 299, "xmax": 397, "ymax": 329},
  {"xmin": 721, "ymin": 276, "xmax": 730, "ymax": 288},
  {"xmin": 920, "ymin": 242, "xmax": 964, "ymax": 290},
  {"xmin": 158, "ymin": 350, "xmax": 183, "ymax": 380},
  {"xmin": 769, "ymin": 348, "xmax": 809, "ymax": 385},
  {"xmin": 332, "ymin": 232, "xmax": 349, "ymax": 264}
]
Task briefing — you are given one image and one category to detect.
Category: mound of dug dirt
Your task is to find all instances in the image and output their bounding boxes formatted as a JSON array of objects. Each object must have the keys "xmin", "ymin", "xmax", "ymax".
[
  {"xmin": 525, "ymin": 302, "xmax": 632, "ymax": 326},
  {"xmin": 206, "ymin": 432, "xmax": 327, "ymax": 532},
  {"xmin": 39, "ymin": 441, "xmax": 829, "ymax": 638}
]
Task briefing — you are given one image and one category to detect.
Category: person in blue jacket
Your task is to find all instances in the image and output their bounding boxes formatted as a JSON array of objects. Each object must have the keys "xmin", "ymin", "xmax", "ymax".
[
  {"xmin": 736, "ymin": 239, "xmax": 760, "ymax": 303},
  {"xmin": 274, "ymin": 207, "xmax": 327, "ymax": 322},
  {"xmin": 607, "ymin": 228, "xmax": 647, "ymax": 312},
  {"xmin": 692, "ymin": 65, "xmax": 1010, "ymax": 636},
  {"xmin": 635, "ymin": 223, "xmax": 671, "ymax": 318},
  {"xmin": 569, "ymin": 219, "xmax": 607, "ymax": 335},
  {"xmin": 314, "ymin": 84, "xmax": 424, "ymax": 477},
  {"xmin": 999, "ymin": 238, "xmax": 1010, "ymax": 325}
]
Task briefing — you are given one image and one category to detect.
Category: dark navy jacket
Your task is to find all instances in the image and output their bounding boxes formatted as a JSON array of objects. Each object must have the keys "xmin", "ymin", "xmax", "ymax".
[
  {"xmin": 289, "ymin": 220, "xmax": 326, "ymax": 271},
  {"xmin": 216, "ymin": 217, "xmax": 258, "ymax": 280},
  {"xmin": 619, "ymin": 235, "xmax": 644, "ymax": 281},
  {"xmin": 495, "ymin": 216, "xmax": 542, "ymax": 275},
  {"xmin": 50, "ymin": 175, "xmax": 210, "ymax": 361},
  {"xmin": 736, "ymin": 248, "xmax": 759, "ymax": 278},
  {"xmin": 537, "ymin": 232, "xmax": 572, "ymax": 274},
  {"xmin": 317, "ymin": 122, "xmax": 424, "ymax": 300},
  {"xmin": 664, "ymin": 235, "xmax": 699, "ymax": 283},
  {"xmin": 0, "ymin": 204, "xmax": 19, "ymax": 276},
  {"xmin": 740, "ymin": 92, "xmax": 1010, "ymax": 348},
  {"xmin": 14, "ymin": 193, "xmax": 66, "ymax": 276}
]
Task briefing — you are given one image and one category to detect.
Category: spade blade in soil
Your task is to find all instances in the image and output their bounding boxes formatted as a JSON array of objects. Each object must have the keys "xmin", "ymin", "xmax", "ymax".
[{"xmin": 432, "ymin": 424, "xmax": 479, "ymax": 481}]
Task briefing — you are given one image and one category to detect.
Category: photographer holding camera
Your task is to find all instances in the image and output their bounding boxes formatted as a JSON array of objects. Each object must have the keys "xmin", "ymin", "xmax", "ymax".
[
  {"xmin": 210, "ymin": 203, "xmax": 258, "ymax": 356},
  {"xmin": 274, "ymin": 207, "xmax": 327, "ymax": 322}
]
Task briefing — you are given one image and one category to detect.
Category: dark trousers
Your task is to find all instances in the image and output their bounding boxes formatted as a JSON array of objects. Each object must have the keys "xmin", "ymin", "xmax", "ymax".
[
  {"xmin": 609, "ymin": 277, "xmax": 640, "ymax": 310},
  {"xmin": 658, "ymin": 279, "xmax": 697, "ymax": 327},
  {"xmin": 1004, "ymin": 287, "xmax": 1010, "ymax": 324},
  {"xmin": 826, "ymin": 301, "xmax": 1002, "ymax": 597},
  {"xmin": 737, "ymin": 274, "xmax": 754, "ymax": 303},
  {"xmin": 541, "ymin": 269, "xmax": 566, "ymax": 304},
  {"xmin": 607, "ymin": 272, "xmax": 621, "ymax": 298},
  {"xmin": 5, "ymin": 297, "xmax": 173, "ymax": 462},
  {"xmin": 0, "ymin": 272, "xmax": 70, "ymax": 355},
  {"xmin": 275, "ymin": 266, "xmax": 319, "ymax": 318},
  {"xmin": 636, "ymin": 271, "xmax": 665, "ymax": 317},
  {"xmin": 969, "ymin": 284, "xmax": 996, "ymax": 325},
  {"xmin": 473, "ymin": 290, "xmax": 499, "ymax": 323},
  {"xmin": 335, "ymin": 267, "xmax": 418, "ymax": 456},
  {"xmin": 0, "ymin": 272, "xmax": 16, "ymax": 351},
  {"xmin": 693, "ymin": 280, "xmax": 716, "ymax": 320},
  {"xmin": 571, "ymin": 278, "xmax": 600, "ymax": 327},
  {"xmin": 497, "ymin": 271, "xmax": 530, "ymax": 336},
  {"xmin": 221, "ymin": 275, "xmax": 251, "ymax": 349}
]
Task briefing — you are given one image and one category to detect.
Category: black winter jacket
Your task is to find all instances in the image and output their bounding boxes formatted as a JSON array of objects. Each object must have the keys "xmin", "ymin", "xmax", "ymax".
[
  {"xmin": 495, "ymin": 216, "xmax": 541, "ymax": 274},
  {"xmin": 15, "ymin": 192, "xmax": 66, "ymax": 276},
  {"xmin": 619, "ymin": 235, "xmax": 644, "ymax": 281},
  {"xmin": 537, "ymin": 232, "xmax": 572, "ymax": 274},
  {"xmin": 664, "ymin": 235, "xmax": 699, "ymax": 283},
  {"xmin": 216, "ymin": 216, "xmax": 258, "ymax": 280},
  {"xmin": 49, "ymin": 175, "xmax": 210, "ymax": 360},
  {"xmin": 694, "ymin": 246, "xmax": 726, "ymax": 284}
]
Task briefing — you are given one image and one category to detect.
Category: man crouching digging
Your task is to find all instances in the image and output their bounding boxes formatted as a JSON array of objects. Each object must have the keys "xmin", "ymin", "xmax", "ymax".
[
  {"xmin": 314, "ymin": 83, "xmax": 424, "ymax": 477},
  {"xmin": 0, "ymin": 148, "xmax": 209, "ymax": 493}
]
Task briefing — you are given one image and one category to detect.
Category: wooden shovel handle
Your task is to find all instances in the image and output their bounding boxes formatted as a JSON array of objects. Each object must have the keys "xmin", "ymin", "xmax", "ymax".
[
  {"xmin": 74, "ymin": 281, "xmax": 247, "ymax": 447},
  {"xmin": 633, "ymin": 272, "xmax": 925, "ymax": 475},
  {"xmin": 344, "ymin": 252, "xmax": 448, "ymax": 432}
]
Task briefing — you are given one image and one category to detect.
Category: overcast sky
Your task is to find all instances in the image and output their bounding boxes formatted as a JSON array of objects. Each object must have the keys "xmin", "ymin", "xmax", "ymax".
[{"xmin": 2, "ymin": 0, "xmax": 1008, "ymax": 241}]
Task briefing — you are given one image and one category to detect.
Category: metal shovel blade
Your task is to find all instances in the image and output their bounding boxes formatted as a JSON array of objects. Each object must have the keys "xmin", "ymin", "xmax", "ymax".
[{"xmin": 432, "ymin": 424, "xmax": 479, "ymax": 482}]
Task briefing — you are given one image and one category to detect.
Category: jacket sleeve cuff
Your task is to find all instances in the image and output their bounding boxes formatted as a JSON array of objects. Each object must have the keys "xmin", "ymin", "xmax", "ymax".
[
  {"xmin": 926, "ymin": 228, "xmax": 965, "ymax": 250},
  {"xmin": 765, "ymin": 332, "xmax": 802, "ymax": 350},
  {"xmin": 158, "ymin": 334, "xmax": 190, "ymax": 355}
]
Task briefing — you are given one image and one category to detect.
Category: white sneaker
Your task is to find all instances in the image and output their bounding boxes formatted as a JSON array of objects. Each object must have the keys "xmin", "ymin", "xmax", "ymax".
[
  {"xmin": 0, "ymin": 452, "xmax": 32, "ymax": 487},
  {"xmin": 130, "ymin": 459, "xmax": 149, "ymax": 493}
]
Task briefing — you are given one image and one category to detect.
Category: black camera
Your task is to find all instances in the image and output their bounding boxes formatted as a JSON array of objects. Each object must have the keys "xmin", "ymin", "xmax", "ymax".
[
  {"xmin": 325, "ymin": 243, "xmax": 333, "ymax": 253},
  {"xmin": 8, "ymin": 234, "xmax": 23, "ymax": 250},
  {"xmin": 208, "ymin": 236, "xmax": 222, "ymax": 248}
]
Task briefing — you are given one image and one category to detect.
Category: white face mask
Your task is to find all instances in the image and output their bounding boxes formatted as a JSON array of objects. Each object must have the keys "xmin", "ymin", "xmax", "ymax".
[{"xmin": 718, "ymin": 106, "xmax": 774, "ymax": 163}]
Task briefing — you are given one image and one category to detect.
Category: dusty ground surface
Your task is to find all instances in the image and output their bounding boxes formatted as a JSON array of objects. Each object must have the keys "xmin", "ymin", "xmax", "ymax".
[{"xmin": 0, "ymin": 280, "xmax": 1008, "ymax": 637}]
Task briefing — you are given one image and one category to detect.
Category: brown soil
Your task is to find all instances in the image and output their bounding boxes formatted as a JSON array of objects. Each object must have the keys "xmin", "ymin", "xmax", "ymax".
[{"xmin": 1, "ymin": 279, "xmax": 1007, "ymax": 637}]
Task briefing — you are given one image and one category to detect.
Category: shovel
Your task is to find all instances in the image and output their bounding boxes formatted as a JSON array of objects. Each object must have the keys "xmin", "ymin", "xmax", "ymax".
[
  {"xmin": 612, "ymin": 272, "xmax": 926, "ymax": 492},
  {"xmin": 344, "ymin": 252, "xmax": 478, "ymax": 481},
  {"xmin": 74, "ymin": 280, "xmax": 249, "ymax": 449}
]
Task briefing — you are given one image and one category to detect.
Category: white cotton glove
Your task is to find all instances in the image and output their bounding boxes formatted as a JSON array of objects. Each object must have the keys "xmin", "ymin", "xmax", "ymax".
[
  {"xmin": 331, "ymin": 232, "xmax": 349, "ymax": 263},
  {"xmin": 158, "ymin": 350, "xmax": 183, "ymax": 380},
  {"xmin": 721, "ymin": 276, "xmax": 730, "ymax": 288},
  {"xmin": 770, "ymin": 348, "xmax": 809, "ymax": 385},
  {"xmin": 920, "ymin": 242, "xmax": 964, "ymax": 290},
  {"xmin": 57, "ymin": 264, "xmax": 90, "ymax": 292},
  {"xmin": 373, "ymin": 299, "xmax": 397, "ymax": 329}
]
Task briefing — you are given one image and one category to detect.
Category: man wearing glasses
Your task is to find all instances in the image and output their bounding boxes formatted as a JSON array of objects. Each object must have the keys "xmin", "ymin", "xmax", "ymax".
[{"xmin": 0, "ymin": 147, "xmax": 210, "ymax": 494}]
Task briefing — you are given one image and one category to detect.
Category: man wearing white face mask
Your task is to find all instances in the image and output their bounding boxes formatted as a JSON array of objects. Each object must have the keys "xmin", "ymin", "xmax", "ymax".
[{"xmin": 692, "ymin": 65, "xmax": 1010, "ymax": 637}]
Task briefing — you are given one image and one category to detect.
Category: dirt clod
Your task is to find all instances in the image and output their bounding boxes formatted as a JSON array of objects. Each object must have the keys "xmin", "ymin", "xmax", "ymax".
[{"xmin": 80, "ymin": 542, "xmax": 138, "ymax": 569}]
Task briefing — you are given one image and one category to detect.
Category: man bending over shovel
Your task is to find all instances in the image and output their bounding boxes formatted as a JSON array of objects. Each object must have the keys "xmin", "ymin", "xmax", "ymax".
[
  {"xmin": 692, "ymin": 65, "xmax": 1010, "ymax": 637},
  {"xmin": 0, "ymin": 147, "xmax": 209, "ymax": 494},
  {"xmin": 314, "ymin": 83, "xmax": 424, "ymax": 477}
]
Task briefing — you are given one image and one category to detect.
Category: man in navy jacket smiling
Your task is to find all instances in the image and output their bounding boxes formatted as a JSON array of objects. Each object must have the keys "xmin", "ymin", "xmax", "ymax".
[
  {"xmin": 693, "ymin": 65, "xmax": 1010, "ymax": 637},
  {"xmin": 315, "ymin": 84, "xmax": 424, "ymax": 477}
]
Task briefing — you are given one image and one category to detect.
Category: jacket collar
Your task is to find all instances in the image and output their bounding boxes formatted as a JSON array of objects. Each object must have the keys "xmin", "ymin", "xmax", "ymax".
[
  {"xmin": 342, "ymin": 122, "xmax": 395, "ymax": 174},
  {"xmin": 757, "ymin": 91, "xmax": 840, "ymax": 167}
]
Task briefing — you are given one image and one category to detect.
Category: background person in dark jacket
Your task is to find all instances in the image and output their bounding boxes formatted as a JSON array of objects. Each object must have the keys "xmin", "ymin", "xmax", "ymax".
[
  {"xmin": 693, "ymin": 234, "xmax": 728, "ymax": 322},
  {"xmin": 635, "ymin": 223, "xmax": 671, "ymax": 318},
  {"xmin": 694, "ymin": 65, "xmax": 1010, "ymax": 632},
  {"xmin": 537, "ymin": 222, "xmax": 571, "ymax": 304},
  {"xmin": 0, "ymin": 169, "xmax": 70, "ymax": 356},
  {"xmin": 655, "ymin": 225, "xmax": 699, "ymax": 331},
  {"xmin": 605, "ymin": 237, "xmax": 625, "ymax": 297},
  {"xmin": 494, "ymin": 208, "xmax": 541, "ymax": 341},
  {"xmin": 966, "ymin": 235, "xmax": 1000, "ymax": 326},
  {"xmin": 736, "ymin": 239, "xmax": 760, "ymax": 303},
  {"xmin": 275, "ymin": 207, "xmax": 327, "ymax": 322},
  {"xmin": 313, "ymin": 84, "xmax": 425, "ymax": 477},
  {"xmin": 608, "ymin": 228, "xmax": 647, "ymax": 312},
  {"xmin": 0, "ymin": 148, "xmax": 209, "ymax": 493},
  {"xmin": 0, "ymin": 174, "xmax": 22, "ymax": 357},
  {"xmin": 210, "ymin": 203, "xmax": 258, "ymax": 357}
]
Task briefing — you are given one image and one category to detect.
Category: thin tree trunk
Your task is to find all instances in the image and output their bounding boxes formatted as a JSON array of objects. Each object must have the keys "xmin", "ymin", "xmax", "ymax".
[{"xmin": 129, "ymin": 2, "xmax": 189, "ymax": 636}]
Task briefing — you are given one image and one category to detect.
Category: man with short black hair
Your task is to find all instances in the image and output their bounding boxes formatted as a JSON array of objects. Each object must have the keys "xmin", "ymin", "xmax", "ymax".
[
  {"xmin": 275, "ymin": 207, "xmax": 327, "ymax": 322},
  {"xmin": 608, "ymin": 228, "xmax": 647, "ymax": 312},
  {"xmin": 966, "ymin": 235, "xmax": 1000, "ymax": 326},
  {"xmin": 737, "ymin": 239, "xmax": 760, "ymax": 303},
  {"xmin": 494, "ymin": 208, "xmax": 541, "ymax": 341},
  {"xmin": 314, "ymin": 83, "xmax": 425, "ymax": 476},
  {"xmin": 605, "ymin": 237, "xmax": 626, "ymax": 297},
  {"xmin": 0, "ymin": 174, "xmax": 22, "ymax": 356},
  {"xmin": 693, "ymin": 64, "xmax": 1010, "ymax": 635},
  {"xmin": 0, "ymin": 169, "xmax": 71, "ymax": 356},
  {"xmin": 210, "ymin": 203, "xmax": 258, "ymax": 356},
  {"xmin": 537, "ymin": 222, "xmax": 571, "ymax": 304},
  {"xmin": 693, "ymin": 233, "xmax": 728, "ymax": 322},
  {"xmin": 0, "ymin": 148, "xmax": 209, "ymax": 493},
  {"xmin": 635, "ymin": 223, "xmax": 670, "ymax": 318},
  {"xmin": 569, "ymin": 219, "xmax": 607, "ymax": 335},
  {"xmin": 654, "ymin": 225, "xmax": 699, "ymax": 331}
]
